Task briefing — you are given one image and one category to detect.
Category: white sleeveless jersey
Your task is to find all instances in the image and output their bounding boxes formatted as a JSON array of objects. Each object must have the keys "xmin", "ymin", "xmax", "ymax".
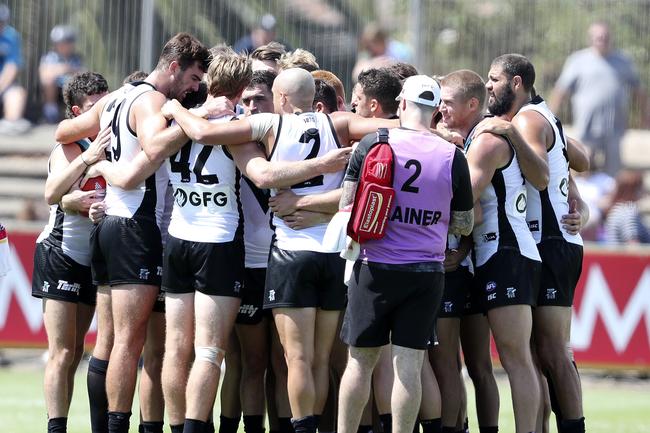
[
  {"xmin": 269, "ymin": 112, "xmax": 344, "ymax": 252},
  {"xmin": 37, "ymin": 140, "xmax": 95, "ymax": 266},
  {"xmin": 166, "ymin": 115, "xmax": 242, "ymax": 243},
  {"xmin": 469, "ymin": 126, "xmax": 541, "ymax": 267},
  {"xmin": 241, "ymin": 175, "xmax": 273, "ymax": 268},
  {"xmin": 99, "ymin": 82, "xmax": 167, "ymax": 225},
  {"xmin": 518, "ymin": 97, "xmax": 583, "ymax": 246}
]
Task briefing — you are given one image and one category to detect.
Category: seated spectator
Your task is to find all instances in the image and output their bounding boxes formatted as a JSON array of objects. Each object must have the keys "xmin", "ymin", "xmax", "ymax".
[
  {"xmin": 39, "ymin": 24, "xmax": 84, "ymax": 123},
  {"xmin": 234, "ymin": 14, "xmax": 290, "ymax": 54},
  {"xmin": 351, "ymin": 22, "xmax": 412, "ymax": 80},
  {"xmin": 0, "ymin": 3, "xmax": 29, "ymax": 135},
  {"xmin": 603, "ymin": 170, "xmax": 650, "ymax": 244}
]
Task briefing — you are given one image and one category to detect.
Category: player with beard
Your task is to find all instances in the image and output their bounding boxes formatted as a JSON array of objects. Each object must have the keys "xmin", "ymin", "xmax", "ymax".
[
  {"xmin": 54, "ymin": 33, "xmax": 211, "ymax": 433},
  {"xmin": 459, "ymin": 61, "xmax": 543, "ymax": 433},
  {"xmin": 436, "ymin": 69, "xmax": 500, "ymax": 433},
  {"xmin": 474, "ymin": 54, "xmax": 589, "ymax": 433}
]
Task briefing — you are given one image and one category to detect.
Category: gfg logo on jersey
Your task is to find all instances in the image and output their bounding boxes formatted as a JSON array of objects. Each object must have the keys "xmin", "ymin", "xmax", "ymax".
[{"xmin": 174, "ymin": 188, "xmax": 228, "ymax": 208}]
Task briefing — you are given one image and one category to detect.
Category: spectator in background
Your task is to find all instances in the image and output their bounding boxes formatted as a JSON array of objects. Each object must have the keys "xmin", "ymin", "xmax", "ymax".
[
  {"xmin": 40, "ymin": 25, "xmax": 85, "ymax": 123},
  {"xmin": 235, "ymin": 14, "xmax": 290, "ymax": 54},
  {"xmin": 603, "ymin": 170, "xmax": 650, "ymax": 244},
  {"xmin": 351, "ymin": 22, "xmax": 412, "ymax": 81},
  {"xmin": 0, "ymin": 3, "xmax": 29, "ymax": 135},
  {"xmin": 549, "ymin": 21, "xmax": 649, "ymax": 176}
]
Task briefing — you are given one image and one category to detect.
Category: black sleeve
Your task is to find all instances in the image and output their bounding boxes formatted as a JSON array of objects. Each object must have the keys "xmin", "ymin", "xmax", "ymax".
[
  {"xmin": 344, "ymin": 132, "xmax": 376, "ymax": 182},
  {"xmin": 450, "ymin": 148, "xmax": 473, "ymax": 212}
]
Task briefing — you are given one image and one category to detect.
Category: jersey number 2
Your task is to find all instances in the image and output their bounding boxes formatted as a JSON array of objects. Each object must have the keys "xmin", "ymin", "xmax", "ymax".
[{"xmin": 291, "ymin": 128, "xmax": 324, "ymax": 189}]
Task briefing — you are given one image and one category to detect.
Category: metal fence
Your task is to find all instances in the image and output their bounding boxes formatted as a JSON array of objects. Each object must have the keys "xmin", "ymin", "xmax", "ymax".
[{"xmin": 2, "ymin": 0, "xmax": 649, "ymax": 125}]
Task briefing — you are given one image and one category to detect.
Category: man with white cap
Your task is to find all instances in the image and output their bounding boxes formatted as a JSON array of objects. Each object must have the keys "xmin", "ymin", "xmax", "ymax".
[{"xmin": 337, "ymin": 75, "xmax": 474, "ymax": 433}]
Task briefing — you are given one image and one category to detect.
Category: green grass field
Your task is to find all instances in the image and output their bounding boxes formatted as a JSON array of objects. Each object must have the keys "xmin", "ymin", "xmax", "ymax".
[{"xmin": 1, "ymin": 358, "xmax": 649, "ymax": 433}]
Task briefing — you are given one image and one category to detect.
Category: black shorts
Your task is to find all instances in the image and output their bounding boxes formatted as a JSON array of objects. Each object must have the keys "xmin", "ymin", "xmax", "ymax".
[
  {"xmin": 474, "ymin": 249, "xmax": 541, "ymax": 311},
  {"xmin": 341, "ymin": 261, "xmax": 444, "ymax": 350},
  {"xmin": 536, "ymin": 240, "xmax": 583, "ymax": 307},
  {"xmin": 463, "ymin": 277, "xmax": 485, "ymax": 316},
  {"xmin": 91, "ymin": 215, "xmax": 162, "ymax": 287},
  {"xmin": 31, "ymin": 242, "xmax": 96, "ymax": 306},
  {"xmin": 264, "ymin": 245, "xmax": 346, "ymax": 310},
  {"xmin": 236, "ymin": 268, "xmax": 270, "ymax": 325},
  {"xmin": 162, "ymin": 235, "xmax": 244, "ymax": 297},
  {"xmin": 438, "ymin": 266, "xmax": 472, "ymax": 318}
]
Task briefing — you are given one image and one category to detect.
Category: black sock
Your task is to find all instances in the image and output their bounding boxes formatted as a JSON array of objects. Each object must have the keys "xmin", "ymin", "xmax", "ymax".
[
  {"xmin": 185, "ymin": 419, "xmax": 208, "ymax": 433},
  {"xmin": 479, "ymin": 427, "xmax": 498, "ymax": 433},
  {"xmin": 243, "ymin": 415, "xmax": 265, "ymax": 433},
  {"xmin": 420, "ymin": 419, "xmax": 441, "ymax": 433},
  {"xmin": 559, "ymin": 417, "xmax": 585, "ymax": 433},
  {"xmin": 278, "ymin": 417, "xmax": 294, "ymax": 433},
  {"xmin": 88, "ymin": 357, "xmax": 109, "ymax": 433},
  {"xmin": 108, "ymin": 411, "xmax": 131, "ymax": 433},
  {"xmin": 140, "ymin": 421, "xmax": 164, "ymax": 433},
  {"xmin": 171, "ymin": 424, "xmax": 184, "ymax": 433},
  {"xmin": 219, "ymin": 415, "xmax": 241, "ymax": 433},
  {"xmin": 379, "ymin": 414, "xmax": 392, "ymax": 433},
  {"xmin": 48, "ymin": 417, "xmax": 67, "ymax": 433},
  {"xmin": 358, "ymin": 425, "xmax": 373, "ymax": 433},
  {"xmin": 291, "ymin": 416, "xmax": 317, "ymax": 433}
]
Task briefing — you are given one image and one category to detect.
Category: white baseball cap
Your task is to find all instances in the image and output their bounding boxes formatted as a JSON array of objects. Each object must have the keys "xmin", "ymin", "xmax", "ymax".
[{"xmin": 396, "ymin": 75, "xmax": 441, "ymax": 108}]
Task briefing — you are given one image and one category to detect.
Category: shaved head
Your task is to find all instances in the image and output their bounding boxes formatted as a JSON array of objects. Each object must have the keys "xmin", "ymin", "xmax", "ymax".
[{"xmin": 273, "ymin": 68, "xmax": 316, "ymax": 111}]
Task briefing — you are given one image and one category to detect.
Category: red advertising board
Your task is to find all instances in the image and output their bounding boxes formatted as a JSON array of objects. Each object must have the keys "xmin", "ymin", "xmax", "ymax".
[{"xmin": 1, "ymin": 231, "xmax": 649, "ymax": 369}]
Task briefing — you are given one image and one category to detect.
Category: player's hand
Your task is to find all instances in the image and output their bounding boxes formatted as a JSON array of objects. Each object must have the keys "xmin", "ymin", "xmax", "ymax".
[
  {"xmin": 435, "ymin": 125, "xmax": 464, "ymax": 148},
  {"xmin": 199, "ymin": 96, "xmax": 236, "ymax": 119},
  {"xmin": 82, "ymin": 126, "xmax": 111, "ymax": 164},
  {"xmin": 473, "ymin": 117, "xmax": 513, "ymax": 138},
  {"xmin": 88, "ymin": 201, "xmax": 106, "ymax": 224},
  {"xmin": 318, "ymin": 147, "xmax": 353, "ymax": 173},
  {"xmin": 269, "ymin": 189, "xmax": 300, "ymax": 217},
  {"xmin": 561, "ymin": 199, "xmax": 584, "ymax": 235},
  {"xmin": 61, "ymin": 190, "xmax": 102, "ymax": 214},
  {"xmin": 161, "ymin": 99, "xmax": 181, "ymax": 119},
  {"xmin": 282, "ymin": 210, "xmax": 331, "ymax": 230},
  {"xmin": 443, "ymin": 248, "xmax": 463, "ymax": 272}
]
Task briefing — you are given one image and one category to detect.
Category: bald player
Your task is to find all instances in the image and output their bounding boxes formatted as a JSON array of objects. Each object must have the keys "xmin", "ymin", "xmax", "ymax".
[{"xmin": 152, "ymin": 68, "xmax": 399, "ymax": 433}]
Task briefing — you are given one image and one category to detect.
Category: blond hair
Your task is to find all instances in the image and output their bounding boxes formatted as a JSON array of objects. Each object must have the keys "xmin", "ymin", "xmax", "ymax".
[
  {"xmin": 278, "ymin": 48, "xmax": 319, "ymax": 72},
  {"xmin": 207, "ymin": 47, "xmax": 253, "ymax": 99}
]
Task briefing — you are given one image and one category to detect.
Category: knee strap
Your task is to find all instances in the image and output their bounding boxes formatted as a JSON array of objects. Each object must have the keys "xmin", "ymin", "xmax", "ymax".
[{"xmin": 195, "ymin": 346, "xmax": 226, "ymax": 366}]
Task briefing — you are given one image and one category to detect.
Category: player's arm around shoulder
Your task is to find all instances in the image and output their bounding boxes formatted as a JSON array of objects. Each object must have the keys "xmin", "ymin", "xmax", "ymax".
[
  {"xmin": 510, "ymin": 110, "xmax": 550, "ymax": 190},
  {"xmin": 54, "ymin": 92, "xmax": 111, "ymax": 144},
  {"xmin": 131, "ymin": 90, "xmax": 177, "ymax": 162},
  {"xmin": 161, "ymin": 98, "xmax": 254, "ymax": 148},
  {"xmin": 465, "ymin": 131, "xmax": 510, "ymax": 203},
  {"xmin": 449, "ymin": 148, "xmax": 474, "ymax": 236},
  {"xmin": 566, "ymin": 136, "xmax": 590, "ymax": 172},
  {"xmin": 330, "ymin": 111, "xmax": 399, "ymax": 145}
]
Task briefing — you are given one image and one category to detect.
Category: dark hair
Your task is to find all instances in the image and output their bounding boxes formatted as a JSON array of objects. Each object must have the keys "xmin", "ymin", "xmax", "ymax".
[
  {"xmin": 122, "ymin": 70, "xmax": 148, "ymax": 84},
  {"xmin": 387, "ymin": 62, "xmax": 419, "ymax": 81},
  {"xmin": 248, "ymin": 70, "xmax": 277, "ymax": 92},
  {"xmin": 156, "ymin": 32, "xmax": 210, "ymax": 73},
  {"xmin": 313, "ymin": 79, "xmax": 338, "ymax": 113},
  {"xmin": 250, "ymin": 41, "xmax": 286, "ymax": 62},
  {"xmin": 181, "ymin": 82, "xmax": 208, "ymax": 109},
  {"xmin": 357, "ymin": 68, "xmax": 402, "ymax": 114},
  {"xmin": 63, "ymin": 71, "xmax": 109, "ymax": 118},
  {"xmin": 491, "ymin": 53, "xmax": 535, "ymax": 92}
]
